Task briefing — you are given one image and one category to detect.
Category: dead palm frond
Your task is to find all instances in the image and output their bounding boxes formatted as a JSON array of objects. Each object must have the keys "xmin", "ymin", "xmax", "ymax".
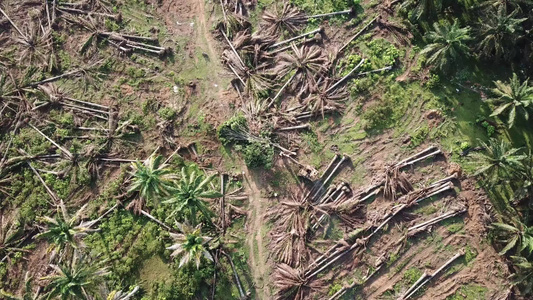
[
  {"xmin": 271, "ymin": 231, "xmax": 307, "ymax": 267},
  {"xmin": 219, "ymin": 13, "xmax": 251, "ymax": 38},
  {"xmin": 273, "ymin": 264, "xmax": 325, "ymax": 300},
  {"xmin": 0, "ymin": 7, "xmax": 52, "ymax": 68},
  {"xmin": 383, "ymin": 166, "xmax": 413, "ymax": 200},
  {"xmin": 262, "ymin": 3, "xmax": 306, "ymax": 35},
  {"xmin": 269, "ymin": 193, "xmax": 311, "ymax": 266},
  {"xmin": 223, "ymin": 49, "xmax": 274, "ymax": 97},
  {"xmin": 302, "ymin": 78, "xmax": 347, "ymax": 118},
  {"xmin": 274, "ymin": 44, "xmax": 328, "ymax": 98},
  {"xmin": 232, "ymin": 30, "xmax": 276, "ymax": 67},
  {"xmin": 14, "ymin": 22, "xmax": 53, "ymax": 68}
]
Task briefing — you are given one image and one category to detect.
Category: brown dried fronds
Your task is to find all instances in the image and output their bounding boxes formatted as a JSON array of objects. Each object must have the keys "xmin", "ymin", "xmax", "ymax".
[
  {"xmin": 383, "ymin": 166, "xmax": 413, "ymax": 200},
  {"xmin": 274, "ymin": 44, "xmax": 329, "ymax": 98},
  {"xmin": 262, "ymin": 3, "xmax": 306, "ymax": 35},
  {"xmin": 273, "ymin": 264, "xmax": 325, "ymax": 300},
  {"xmin": 302, "ymin": 78, "xmax": 347, "ymax": 118},
  {"xmin": 13, "ymin": 22, "xmax": 52, "ymax": 67}
]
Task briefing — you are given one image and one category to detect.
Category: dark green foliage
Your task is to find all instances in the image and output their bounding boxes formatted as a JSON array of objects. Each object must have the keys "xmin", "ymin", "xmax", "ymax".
[
  {"xmin": 142, "ymin": 264, "xmax": 214, "ymax": 300},
  {"xmin": 421, "ymin": 20, "xmax": 472, "ymax": 73},
  {"xmin": 243, "ymin": 141, "xmax": 274, "ymax": 169},
  {"xmin": 217, "ymin": 114, "xmax": 248, "ymax": 146}
]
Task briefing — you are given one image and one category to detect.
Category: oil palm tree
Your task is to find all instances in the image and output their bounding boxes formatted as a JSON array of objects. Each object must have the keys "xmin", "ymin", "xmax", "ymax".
[
  {"xmin": 163, "ymin": 167, "xmax": 220, "ymax": 225},
  {"xmin": 167, "ymin": 221, "xmax": 213, "ymax": 269},
  {"xmin": 492, "ymin": 220, "xmax": 533, "ymax": 255},
  {"xmin": 42, "ymin": 253, "xmax": 109, "ymax": 300},
  {"xmin": 489, "ymin": 73, "xmax": 533, "ymax": 128},
  {"xmin": 471, "ymin": 138, "xmax": 526, "ymax": 186},
  {"xmin": 420, "ymin": 20, "xmax": 472, "ymax": 73},
  {"xmin": 477, "ymin": 6, "xmax": 527, "ymax": 60},
  {"xmin": 400, "ymin": 0, "xmax": 443, "ymax": 22},
  {"xmin": 35, "ymin": 200, "xmax": 98, "ymax": 257},
  {"xmin": 510, "ymin": 256, "xmax": 533, "ymax": 295},
  {"xmin": 127, "ymin": 154, "xmax": 176, "ymax": 213}
]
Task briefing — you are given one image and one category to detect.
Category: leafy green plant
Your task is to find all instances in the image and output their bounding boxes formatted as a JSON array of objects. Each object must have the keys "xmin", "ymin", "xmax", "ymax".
[{"xmin": 243, "ymin": 142, "xmax": 274, "ymax": 169}]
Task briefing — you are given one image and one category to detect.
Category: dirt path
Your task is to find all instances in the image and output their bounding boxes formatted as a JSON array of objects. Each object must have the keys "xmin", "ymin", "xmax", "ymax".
[
  {"xmin": 196, "ymin": 0, "xmax": 219, "ymax": 64},
  {"xmin": 244, "ymin": 168, "xmax": 271, "ymax": 299}
]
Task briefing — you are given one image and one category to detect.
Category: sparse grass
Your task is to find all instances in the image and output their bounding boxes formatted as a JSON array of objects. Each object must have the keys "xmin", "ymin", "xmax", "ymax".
[{"xmin": 446, "ymin": 285, "xmax": 487, "ymax": 300}]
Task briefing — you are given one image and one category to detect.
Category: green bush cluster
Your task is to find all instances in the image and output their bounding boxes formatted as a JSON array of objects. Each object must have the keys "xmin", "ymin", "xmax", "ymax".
[
  {"xmin": 217, "ymin": 114, "xmax": 248, "ymax": 146},
  {"xmin": 218, "ymin": 115, "xmax": 275, "ymax": 169},
  {"xmin": 85, "ymin": 211, "xmax": 164, "ymax": 281},
  {"xmin": 242, "ymin": 141, "xmax": 274, "ymax": 169}
]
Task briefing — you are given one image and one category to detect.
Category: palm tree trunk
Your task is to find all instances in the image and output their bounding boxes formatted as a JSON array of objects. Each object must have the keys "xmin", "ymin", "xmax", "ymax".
[
  {"xmin": 269, "ymin": 27, "xmax": 323, "ymax": 49},
  {"xmin": 328, "ymin": 264, "xmax": 382, "ymax": 300},
  {"xmin": 28, "ymin": 124, "xmax": 73, "ymax": 159},
  {"xmin": 339, "ymin": 16, "xmax": 378, "ymax": 53},
  {"xmin": 63, "ymin": 97, "xmax": 109, "ymax": 110},
  {"xmin": 220, "ymin": 174, "xmax": 226, "ymax": 235},
  {"xmin": 306, "ymin": 9, "xmax": 352, "ymax": 19},
  {"xmin": 401, "ymin": 251, "xmax": 464, "ymax": 300},
  {"xmin": 277, "ymin": 124, "xmax": 310, "ymax": 131},
  {"xmin": 407, "ymin": 208, "xmax": 466, "ymax": 233},
  {"xmin": 355, "ymin": 66, "xmax": 393, "ymax": 76},
  {"xmin": 24, "ymin": 69, "xmax": 84, "ymax": 88},
  {"xmin": 57, "ymin": 6, "xmax": 121, "ymax": 20},
  {"xmin": 220, "ymin": 29, "xmax": 246, "ymax": 68},
  {"xmin": 0, "ymin": 8, "xmax": 25, "ymax": 38},
  {"xmin": 140, "ymin": 210, "xmax": 172, "ymax": 231},
  {"xmin": 27, "ymin": 162, "xmax": 60, "ymax": 204},
  {"xmin": 61, "ymin": 102, "xmax": 110, "ymax": 115},
  {"xmin": 100, "ymin": 32, "xmax": 158, "ymax": 43},
  {"xmin": 268, "ymin": 72, "xmax": 296, "ymax": 108},
  {"xmin": 222, "ymin": 251, "xmax": 246, "ymax": 299},
  {"xmin": 326, "ymin": 59, "xmax": 365, "ymax": 94}
]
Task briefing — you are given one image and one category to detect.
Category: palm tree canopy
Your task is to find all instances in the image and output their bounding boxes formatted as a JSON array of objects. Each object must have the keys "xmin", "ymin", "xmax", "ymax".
[
  {"xmin": 492, "ymin": 221, "xmax": 533, "ymax": 256},
  {"xmin": 42, "ymin": 256, "xmax": 109, "ymax": 300},
  {"xmin": 401, "ymin": 0, "xmax": 443, "ymax": 22},
  {"xmin": 420, "ymin": 20, "xmax": 472, "ymax": 72},
  {"xmin": 35, "ymin": 200, "xmax": 96, "ymax": 253},
  {"xmin": 167, "ymin": 222, "xmax": 213, "ymax": 269},
  {"xmin": 128, "ymin": 155, "xmax": 176, "ymax": 202},
  {"xmin": 163, "ymin": 167, "xmax": 221, "ymax": 225},
  {"xmin": 472, "ymin": 138, "xmax": 526, "ymax": 184},
  {"xmin": 477, "ymin": 6, "xmax": 527, "ymax": 59},
  {"xmin": 489, "ymin": 73, "xmax": 533, "ymax": 128}
]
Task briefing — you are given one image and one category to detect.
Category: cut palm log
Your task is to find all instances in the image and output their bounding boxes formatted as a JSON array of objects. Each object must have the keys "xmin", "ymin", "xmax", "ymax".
[
  {"xmin": 400, "ymin": 250, "xmax": 465, "ymax": 300},
  {"xmin": 326, "ymin": 58, "xmax": 365, "ymax": 94},
  {"xmin": 221, "ymin": 251, "xmax": 246, "ymax": 299},
  {"xmin": 26, "ymin": 161, "xmax": 59, "ymax": 204},
  {"xmin": 355, "ymin": 66, "xmax": 392, "ymax": 76},
  {"xmin": 29, "ymin": 124, "xmax": 73, "ymax": 159},
  {"xmin": 57, "ymin": 6, "xmax": 121, "ymax": 21},
  {"xmin": 140, "ymin": 209, "xmax": 172, "ymax": 231},
  {"xmin": 269, "ymin": 27, "xmax": 323, "ymax": 49},
  {"xmin": 407, "ymin": 208, "xmax": 466, "ymax": 234},
  {"xmin": 328, "ymin": 264, "xmax": 383, "ymax": 300},
  {"xmin": 277, "ymin": 124, "xmax": 311, "ymax": 131},
  {"xmin": 24, "ymin": 68, "xmax": 85, "ymax": 87},
  {"xmin": 268, "ymin": 72, "xmax": 296, "ymax": 108},
  {"xmin": 305, "ymin": 8, "xmax": 353, "ymax": 20},
  {"xmin": 0, "ymin": 8, "xmax": 25, "ymax": 37},
  {"xmin": 339, "ymin": 16, "xmax": 378, "ymax": 53}
]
